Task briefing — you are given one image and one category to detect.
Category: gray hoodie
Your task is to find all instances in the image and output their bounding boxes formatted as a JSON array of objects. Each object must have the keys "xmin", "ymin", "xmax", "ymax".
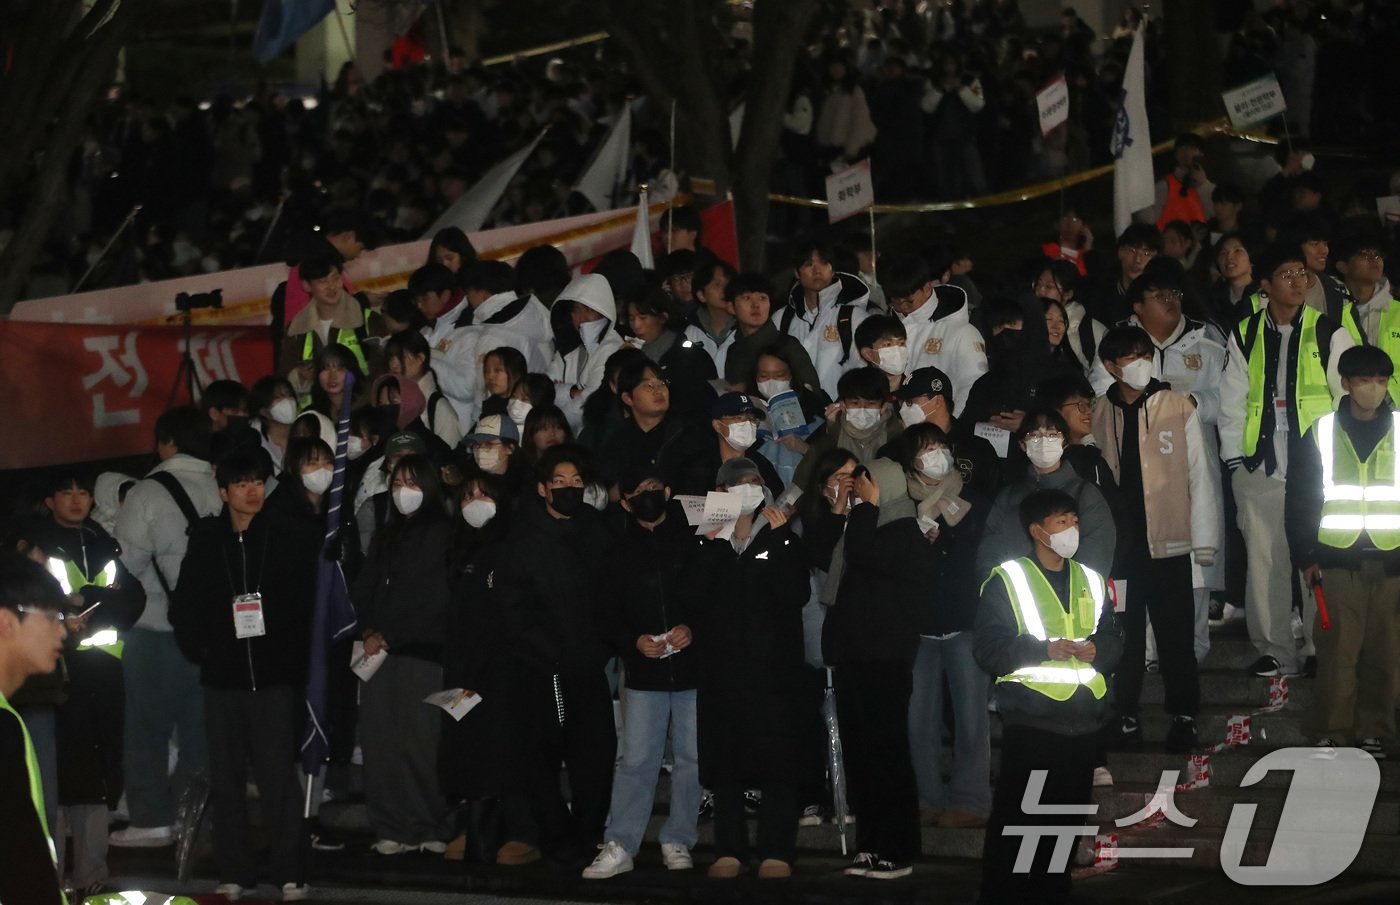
[{"xmin": 974, "ymin": 463, "xmax": 1116, "ymax": 581}]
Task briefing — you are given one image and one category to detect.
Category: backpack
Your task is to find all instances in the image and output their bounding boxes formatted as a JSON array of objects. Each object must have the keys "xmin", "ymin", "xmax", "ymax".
[{"xmin": 146, "ymin": 471, "xmax": 202, "ymax": 597}]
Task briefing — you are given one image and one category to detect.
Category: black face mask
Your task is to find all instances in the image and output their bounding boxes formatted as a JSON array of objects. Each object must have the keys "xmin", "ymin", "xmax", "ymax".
[
  {"xmin": 223, "ymin": 415, "xmax": 251, "ymax": 435},
  {"xmin": 549, "ymin": 486, "xmax": 588, "ymax": 517},
  {"xmin": 992, "ymin": 329, "xmax": 1024, "ymax": 357},
  {"xmin": 629, "ymin": 489, "xmax": 668, "ymax": 523}
]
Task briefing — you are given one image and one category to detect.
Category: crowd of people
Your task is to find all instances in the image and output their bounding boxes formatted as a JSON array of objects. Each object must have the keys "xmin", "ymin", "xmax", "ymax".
[
  {"xmin": 5, "ymin": 127, "xmax": 1400, "ymax": 902},
  {"xmin": 15, "ymin": 0, "xmax": 1400, "ymax": 299}
]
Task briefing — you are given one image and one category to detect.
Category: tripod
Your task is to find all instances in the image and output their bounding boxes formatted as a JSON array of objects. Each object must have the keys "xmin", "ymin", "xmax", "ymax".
[{"xmin": 165, "ymin": 290, "xmax": 222, "ymax": 408}]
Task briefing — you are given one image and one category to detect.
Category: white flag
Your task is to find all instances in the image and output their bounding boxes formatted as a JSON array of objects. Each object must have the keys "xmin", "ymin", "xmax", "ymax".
[
  {"xmin": 630, "ymin": 187, "xmax": 654, "ymax": 269},
  {"xmin": 574, "ymin": 106, "xmax": 632, "ymax": 212},
  {"xmin": 1112, "ymin": 26, "xmax": 1154, "ymax": 236},
  {"xmin": 423, "ymin": 129, "xmax": 546, "ymax": 237}
]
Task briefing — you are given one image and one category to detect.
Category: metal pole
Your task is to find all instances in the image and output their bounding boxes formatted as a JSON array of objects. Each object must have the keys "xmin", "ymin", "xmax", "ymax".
[
  {"xmin": 1281, "ymin": 114, "xmax": 1295, "ymax": 157},
  {"xmin": 433, "ymin": 0, "xmax": 452, "ymax": 68},
  {"xmin": 868, "ymin": 207, "xmax": 877, "ymax": 284},
  {"xmin": 255, "ymin": 192, "xmax": 289, "ymax": 263},
  {"xmin": 73, "ymin": 204, "xmax": 141, "ymax": 292},
  {"xmin": 667, "ymin": 99, "xmax": 676, "ymax": 254}
]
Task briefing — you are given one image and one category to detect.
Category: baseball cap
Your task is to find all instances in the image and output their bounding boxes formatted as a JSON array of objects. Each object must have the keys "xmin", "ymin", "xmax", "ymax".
[
  {"xmin": 896, "ymin": 366, "xmax": 954, "ymax": 405},
  {"xmin": 710, "ymin": 392, "xmax": 763, "ymax": 420},
  {"xmin": 385, "ymin": 431, "xmax": 427, "ymax": 457},
  {"xmin": 465, "ymin": 414, "xmax": 520, "ymax": 444}
]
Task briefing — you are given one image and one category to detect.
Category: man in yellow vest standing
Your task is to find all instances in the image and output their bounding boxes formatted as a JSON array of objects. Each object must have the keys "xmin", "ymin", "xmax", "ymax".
[
  {"xmin": 974, "ymin": 489, "xmax": 1122, "ymax": 905},
  {"xmin": 1336, "ymin": 233, "xmax": 1400, "ymax": 405},
  {"xmin": 1221, "ymin": 244, "xmax": 1353, "ymax": 678},
  {"xmin": 0, "ymin": 553, "xmax": 70, "ymax": 905},
  {"xmin": 279, "ymin": 253, "xmax": 375, "ymax": 400},
  {"xmin": 1286, "ymin": 345, "xmax": 1400, "ymax": 756}
]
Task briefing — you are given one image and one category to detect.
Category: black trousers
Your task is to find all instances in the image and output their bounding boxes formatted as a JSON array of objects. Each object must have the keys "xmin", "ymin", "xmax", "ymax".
[
  {"xmin": 1113, "ymin": 553, "xmax": 1199, "ymax": 718},
  {"xmin": 834, "ymin": 660, "xmax": 921, "ymax": 862},
  {"xmin": 204, "ymin": 685, "xmax": 302, "ymax": 887},
  {"xmin": 713, "ymin": 781, "xmax": 798, "ymax": 864},
  {"xmin": 981, "ymin": 724, "xmax": 1097, "ymax": 905}
]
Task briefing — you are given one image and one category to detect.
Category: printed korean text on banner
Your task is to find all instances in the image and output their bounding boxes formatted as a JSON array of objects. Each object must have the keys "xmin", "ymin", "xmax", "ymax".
[
  {"xmin": 0, "ymin": 322, "xmax": 272, "ymax": 469},
  {"xmin": 825, "ymin": 159, "xmax": 874, "ymax": 224},
  {"xmin": 1037, "ymin": 75, "xmax": 1070, "ymax": 136},
  {"xmin": 1221, "ymin": 74, "xmax": 1287, "ymax": 130}
]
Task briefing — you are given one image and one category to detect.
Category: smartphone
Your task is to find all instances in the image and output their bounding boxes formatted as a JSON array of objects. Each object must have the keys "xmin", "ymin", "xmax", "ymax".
[
  {"xmin": 75, "ymin": 600, "xmax": 102, "ymax": 619},
  {"xmin": 852, "ymin": 465, "xmax": 871, "ymax": 482}
]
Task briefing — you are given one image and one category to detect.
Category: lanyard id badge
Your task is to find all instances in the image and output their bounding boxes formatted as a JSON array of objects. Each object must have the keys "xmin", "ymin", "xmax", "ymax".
[
  {"xmin": 1274, "ymin": 398, "xmax": 1289, "ymax": 434},
  {"xmin": 233, "ymin": 592, "xmax": 266, "ymax": 639}
]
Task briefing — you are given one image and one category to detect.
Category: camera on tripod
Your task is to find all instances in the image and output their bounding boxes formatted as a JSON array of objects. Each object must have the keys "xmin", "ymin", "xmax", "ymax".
[{"xmin": 175, "ymin": 290, "xmax": 224, "ymax": 312}]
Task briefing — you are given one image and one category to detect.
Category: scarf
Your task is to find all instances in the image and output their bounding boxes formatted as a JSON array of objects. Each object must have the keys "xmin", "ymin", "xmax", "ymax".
[{"xmin": 905, "ymin": 468, "xmax": 970, "ymax": 528}]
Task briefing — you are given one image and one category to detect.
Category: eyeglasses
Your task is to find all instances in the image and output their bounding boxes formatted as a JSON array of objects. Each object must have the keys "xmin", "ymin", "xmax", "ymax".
[
  {"xmin": 1059, "ymin": 401, "xmax": 1092, "ymax": 414},
  {"xmin": 1026, "ymin": 431, "xmax": 1066, "ymax": 441},
  {"xmin": 1275, "ymin": 268, "xmax": 1309, "ymax": 283},
  {"xmin": 16, "ymin": 606, "xmax": 68, "ymax": 624},
  {"xmin": 636, "ymin": 380, "xmax": 670, "ymax": 393},
  {"xmin": 1142, "ymin": 290, "xmax": 1183, "ymax": 304}
]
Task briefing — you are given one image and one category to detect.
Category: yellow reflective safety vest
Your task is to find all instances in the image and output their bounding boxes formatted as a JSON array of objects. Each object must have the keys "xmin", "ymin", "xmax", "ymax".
[
  {"xmin": 45, "ymin": 556, "xmax": 124, "ymax": 659},
  {"xmin": 1240, "ymin": 307, "xmax": 1335, "ymax": 456},
  {"xmin": 986, "ymin": 557, "xmax": 1108, "ymax": 701},
  {"xmin": 82, "ymin": 893, "xmax": 199, "ymax": 904},
  {"xmin": 0, "ymin": 690, "xmax": 66, "ymax": 904},
  {"xmin": 1315, "ymin": 410, "xmax": 1400, "ymax": 550},
  {"xmin": 299, "ymin": 307, "xmax": 371, "ymax": 375},
  {"xmin": 1341, "ymin": 300, "xmax": 1400, "ymax": 405}
]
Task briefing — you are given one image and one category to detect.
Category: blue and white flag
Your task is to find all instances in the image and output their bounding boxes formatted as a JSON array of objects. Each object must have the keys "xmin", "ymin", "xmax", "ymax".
[
  {"xmin": 254, "ymin": 0, "xmax": 336, "ymax": 65},
  {"xmin": 1112, "ymin": 25, "xmax": 1154, "ymax": 236}
]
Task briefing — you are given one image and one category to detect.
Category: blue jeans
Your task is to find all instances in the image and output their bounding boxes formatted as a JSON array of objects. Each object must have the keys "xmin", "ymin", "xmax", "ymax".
[
  {"xmin": 908, "ymin": 633, "xmax": 991, "ymax": 815},
  {"xmin": 605, "ymin": 687, "xmax": 699, "ymax": 855},
  {"xmin": 123, "ymin": 628, "xmax": 206, "ymax": 827}
]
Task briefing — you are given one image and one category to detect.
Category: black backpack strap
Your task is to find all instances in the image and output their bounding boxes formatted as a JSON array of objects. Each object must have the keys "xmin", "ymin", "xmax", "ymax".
[
  {"xmin": 1238, "ymin": 310, "xmax": 1262, "ymax": 360},
  {"xmin": 146, "ymin": 472, "xmax": 201, "ymax": 596},
  {"xmin": 427, "ymin": 389, "xmax": 444, "ymax": 433},
  {"xmin": 779, "ymin": 305, "xmax": 797, "ymax": 336},
  {"xmin": 1077, "ymin": 313, "xmax": 1097, "ymax": 366},
  {"xmin": 482, "ymin": 295, "xmax": 532, "ymax": 325},
  {"xmin": 836, "ymin": 304, "xmax": 856, "ymax": 365}
]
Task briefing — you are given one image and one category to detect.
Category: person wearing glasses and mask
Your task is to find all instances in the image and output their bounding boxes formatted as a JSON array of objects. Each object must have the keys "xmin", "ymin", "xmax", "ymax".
[
  {"xmin": 1221, "ymin": 245, "xmax": 1352, "ymax": 680},
  {"xmin": 1092, "ymin": 325, "xmax": 1220, "ymax": 753}
]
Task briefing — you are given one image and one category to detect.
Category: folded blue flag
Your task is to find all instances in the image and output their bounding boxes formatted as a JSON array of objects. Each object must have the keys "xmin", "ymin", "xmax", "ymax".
[{"xmin": 254, "ymin": 0, "xmax": 336, "ymax": 65}]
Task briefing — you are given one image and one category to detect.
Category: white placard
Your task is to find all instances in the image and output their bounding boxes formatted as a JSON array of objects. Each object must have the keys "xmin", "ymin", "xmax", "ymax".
[
  {"xmin": 1037, "ymin": 75, "xmax": 1070, "ymax": 136},
  {"xmin": 673, "ymin": 494, "xmax": 708, "ymax": 526},
  {"xmin": 825, "ymin": 159, "xmax": 874, "ymax": 224},
  {"xmin": 1221, "ymin": 74, "xmax": 1287, "ymax": 129},
  {"xmin": 423, "ymin": 689, "xmax": 482, "ymax": 721},
  {"xmin": 695, "ymin": 490, "xmax": 744, "ymax": 539},
  {"xmin": 1377, "ymin": 195, "xmax": 1400, "ymax": 226},
  {"xmin": 350, "ymin": 640, "xmax": 387, "ymax": 682},
  {"xmin": 974, "ymin": 422, "xmax": 1012, "ymax": 458}
]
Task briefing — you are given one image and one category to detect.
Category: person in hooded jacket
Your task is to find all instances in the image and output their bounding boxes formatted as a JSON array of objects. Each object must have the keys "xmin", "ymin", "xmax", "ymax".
[
  {"xmin": 491, "ymin": 445, "xmax": 618, "ymax": 867},
  {"xmin": 37, "ymin": 475, "xmax": 146, "ymax": 899},
  {"xmin": 352, "ymin": 454, "xmax": 455, "ymax": 855},
  {"xmin": 772, "ymin": 239, "xmax": 872, "ymax": 398},
  {"xmin": 168, "ymin": 450, "xmax": 319, "ymax": 901},
  {"xmin": 881, "ymin": 250, "xmax": 989, "ymax": 416},
  {"xmin": 681, "ymin": 458, "xmax": 810, "ymax": 880},
  {"xmin": 550, "ymin": 274, "xmax": 626, "ymax": 433},
  {"xmin": 626, "ymin": 285, "xmax": 719, "ymax": 422},
  {"xmin": 582, "ymin": 470, "xmax": 701, "ymax": 879}
]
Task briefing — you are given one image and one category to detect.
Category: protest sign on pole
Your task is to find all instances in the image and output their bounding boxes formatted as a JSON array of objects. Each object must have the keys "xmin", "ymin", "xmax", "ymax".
[
  {"xmin": 1222, "ymin": 74, "xmax": 1287, "ymax": 129},
  {"xmin": 1037, "ymin": 74, "xmax": 1070, "ymax": 136},
  {"xmin": 825, "ymin": 159, "xmax": 874, "ymax": 224}
]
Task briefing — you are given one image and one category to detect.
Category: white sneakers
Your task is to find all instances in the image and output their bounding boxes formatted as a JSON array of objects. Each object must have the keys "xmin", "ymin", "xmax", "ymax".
[
  {"xmin": 109, "ymin": 825, "xmax": 174, "ymax": 847},
  {"xmin": 1092, "ymin": 766, "xmax": 1114, "ymax": 787},
  {"xmin": 371, "ymin": 839, "xmax": 416, "ymax": 855},
  {"xmin": 418, "ymin": 841, "xmax": 448, "ymax": 854},
  {"xmin": 281, "ymin": 882, "xmax": 311, "ymax": 902},
  {"xmin": 582, "ymin": 840, "xmax": 634, "ymax": 879},
  {"xmin": 661, "ymin": 842, "xmax": 693, "ymax": 870},
  {"xmin": 214, "ymin": 883, "xmax": 243, "ymax": 902}
]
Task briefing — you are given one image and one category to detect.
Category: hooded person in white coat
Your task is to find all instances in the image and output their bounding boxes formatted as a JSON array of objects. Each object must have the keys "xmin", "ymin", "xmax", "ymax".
[
  {"xmin": 551, "ymin": 274, "xmax": 626, "ymax": 432},
  {"xmin": 880, "ymin": 250, "xmax": 988, "ymax": 416}
]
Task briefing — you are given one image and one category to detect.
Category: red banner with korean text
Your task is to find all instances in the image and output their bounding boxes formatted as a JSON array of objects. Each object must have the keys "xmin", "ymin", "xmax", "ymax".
[{"xmin": 0, "ymin": 321, "xmax": 272, "ymax": 469}]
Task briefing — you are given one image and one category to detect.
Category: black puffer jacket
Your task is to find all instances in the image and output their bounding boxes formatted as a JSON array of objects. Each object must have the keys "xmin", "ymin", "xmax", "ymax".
[
  {"xmin": 602, "ymin": 506, "xmax": 699, "ymax": 692},
  {"xmin": 353, "ymin": 515, "xmax": 455, "ymax": 662}
]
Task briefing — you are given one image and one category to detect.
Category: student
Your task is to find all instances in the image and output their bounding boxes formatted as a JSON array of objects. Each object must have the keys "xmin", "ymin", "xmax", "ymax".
[
  {"xmin": 477, "ymin": 346, "xmax": 529, "ymax": 426},
  {"xmin": 113, "ymin": 407, "xmax": 223, "ymax": 849},
  {"xmin": 793, "ymin": 366, "xmax": 900, "ymax": 489},
  {"xmin": 593, "ymin": 359, "xmax": 713, "ymax": 497},
  {"xmin": 705, "ymin": 392, "xmax": 786, "ymax": 498},
  {"xmin": 521, "ymin": 404, "xmax": 573, "ymax": 472},
  {"xmin": 880, "ymin": 250, "xmax": 988, "ymax": 416},
  {"xmin": 249, "ymin": 376, "xmax": 299, "ymax": 474},
  {"xmin": 464, "ymin": 415, "xmax": 528, "ymax": 498},
  {"xmin": 384, "ymin": 331, "xmax": 463, "ymax": 449},
  {"xmin": 974, "ymin": 489, "xmax": 1122, "ymax": 905},
  {"xmin": 627, "ymin": 286, "xmax": 719, "ymax": 420},
  {"xmin": 549, "ymin": 274, "xmax": 627, "ymax": 432},
  {"xmin": 750, "ymin": 346, "xmax": 830, "ymax": 487},
  {"xmin": 1286, "ymin": 345, "xmax": 1400, "ymax": 753},
  {"xmin": 584, "ymin": 471, "xmax": 700, "ymax": 879},
  {"xmin": 353, "ymin": 455, "xmax": 455, "ymax": 856},
  {"xmin": 723, "ymin": 273, "xmax": 822, "ymax": 395},
  {"xmin": 494, "ymin": 446, "xmax": 618, "ymax": 866},
  {"xmin": 683, "ymin": 458, "xmax": 810, "ymax": 880},
  {"xmin": 854, "ymin": 314, "xmax": 909, "ymax": 396},
  {"xmin": 169, "ymin": 451, "xmax": 319, "ymax": 902},
  {"xmin": 38, "ymin": 475, "xmax": 146, "ymax": 899},
  {"xmin": 685, "ymin": 257, "xmax": 739, "ymax": 373},
  {"xmin": 1034, "ymin": 260, "xmax": 1106, "ymax": 374},
  {"xmin": 771, "ymin": 239, "xmax": 871, "ymax": 398},
  {"xmin": 428, "ymin": 226, "xmax": 477, "ymax": 273},
  {"xmin": 0, "ymin": 553, "xmax": 70, "ymax": 905},
  {"xmin": 1092, "ymin": 325, "xmax": 1219, "ymax": 752},
  {"xmin": 279, "ymin": 253, "xmax": 373, "ymax": 396},
  {"xmin": 887, "ymin": 367, "xmax": 1001, "ymax": 499}
]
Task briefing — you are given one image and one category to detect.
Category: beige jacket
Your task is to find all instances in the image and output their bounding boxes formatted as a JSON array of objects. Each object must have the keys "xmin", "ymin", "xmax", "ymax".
[{"xmin": 1092, "ymin": 385, "xmax": 1220, "ymax": 561}]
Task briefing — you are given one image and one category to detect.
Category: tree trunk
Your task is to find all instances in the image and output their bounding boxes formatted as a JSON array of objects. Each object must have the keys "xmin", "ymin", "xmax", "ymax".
[
  {"xmin": 1162, "ymin": 0, "xmax": 1221, "ymax": 129},
  {"xmin": 0, "ymin": 0, "xmax": 144, "ymax": 312}
]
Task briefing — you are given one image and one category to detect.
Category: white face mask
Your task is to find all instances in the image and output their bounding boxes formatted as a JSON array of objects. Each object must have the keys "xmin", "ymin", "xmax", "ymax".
[
  {"xmin": 461, "ymin": 498, "xmax": 497, "ymax": 528},
  {"xmin": 899, "ymin": 401, "xmax": 927, "ymax": 428},
  {"xmin": 845, "ymin": 406, "xmax": 882, "ymax": 431},
  {"xmin": 1349, "ymin": 382, "xmax": 1389, "ymax": 411},
  {"xmin": 728, "ymin": 482, "xmax": 767, "ymax": 513},
  {"xmin": 725, "ymin": 421, "xmax": 757, "ymax": 451},
  {"xmin": 393, "ymin": 486, "xmax": 424, "ymax": 516},
  {"xmin": 474, "ymin": 445, "xmax": 502, "ymax": 473},
  {"xmin": 346, "ymin": 435, "xmax": 367, "ymax": 460},
  {"xmin": 1118, "ymin": 357, "xmax": 1154, "ymax": 390},
  {"xmin": 876, "ymin": 345, "xmax": 909, "ymax": 376},
  {"xmin": 1026, "ymin": 436, "xmax": 1065, "ymax": 469},
  {"xmin": 1300, "ymin": 152, "xmax": 1316, "ymax": 171},
  {"xmin": 268, "ymin": 397, "xmax": 298, "ymax": 425},
  {"xmin": 506, "ymin": 398, "xmax": 533, "ymax": 424},
  {"xmin": 757, "ymin": 378, "xmax": 791, "ymax": 399},
  {"xmin": 1040, "ymin": 524, "xmax": 1080, "ymax": 559},
  {"xmin": 302, "ymin": 467, "xmax": 333, "ymax": 495},
  {"xmin": 918, "ymin": 448, "xmax": 953, "ymax": 480}
]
